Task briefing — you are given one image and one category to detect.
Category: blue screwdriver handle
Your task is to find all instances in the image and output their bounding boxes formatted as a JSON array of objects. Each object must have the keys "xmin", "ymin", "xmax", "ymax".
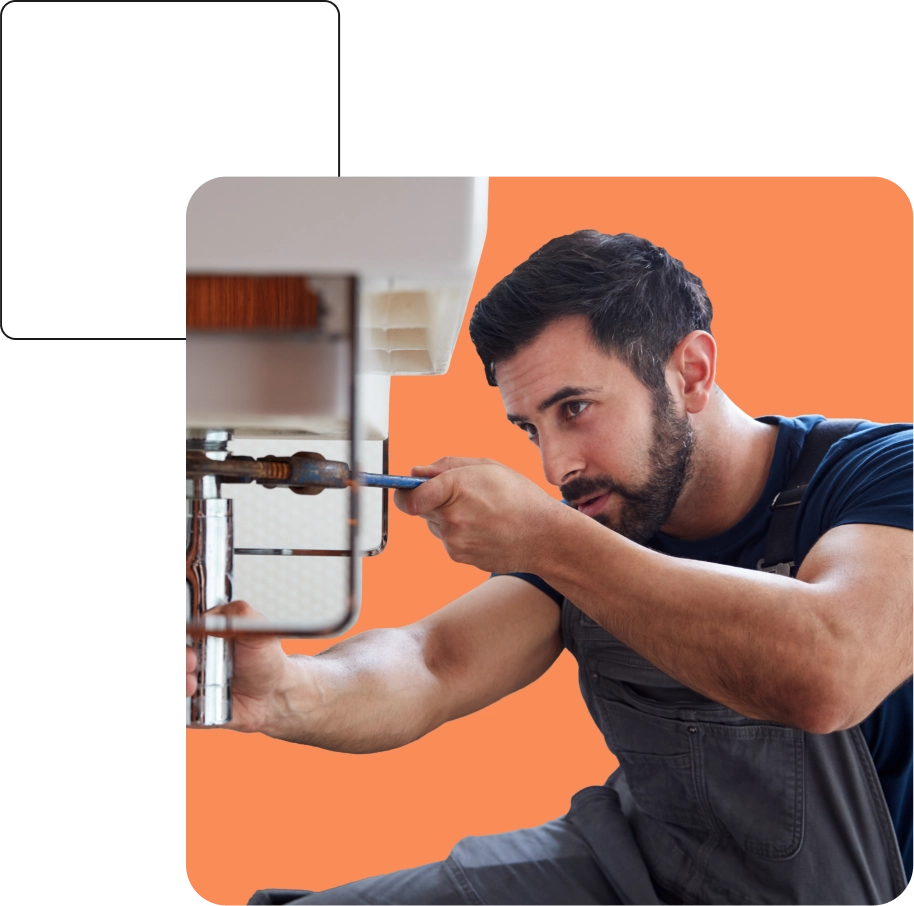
[{"xmin": 359, "ymin": 472, "xmax": 427, "ymax": 490}]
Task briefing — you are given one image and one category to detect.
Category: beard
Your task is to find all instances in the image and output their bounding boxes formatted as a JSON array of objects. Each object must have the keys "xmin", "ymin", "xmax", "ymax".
[{"xmin": 560, "ymin": 388, "xmax": 694, "ymax": 545}]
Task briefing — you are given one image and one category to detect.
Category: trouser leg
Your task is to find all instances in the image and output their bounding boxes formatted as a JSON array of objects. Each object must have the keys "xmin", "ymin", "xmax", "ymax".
[
  {"xmin": 449, "ymin": 817, "xmax": 622, "ymax": 905},
  {"xmin": 247, "ymin": 891, "xmax": 315, "ymax": 905},
  {"xmin": 248, "ymin": 816, "xmax": 621, "ymax": 905},
  {"xmin": 247, "ymin": 858, "xmax": 479, "ymax": 905}
]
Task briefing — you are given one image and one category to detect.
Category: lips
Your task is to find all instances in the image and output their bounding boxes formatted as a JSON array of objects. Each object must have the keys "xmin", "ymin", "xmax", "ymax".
[{"xmin": 575, "ymin": 492, "xmax": 611, "ymax": 518}]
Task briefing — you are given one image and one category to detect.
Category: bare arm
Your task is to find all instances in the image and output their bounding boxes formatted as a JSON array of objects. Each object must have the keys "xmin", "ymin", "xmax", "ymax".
[
  {"xmin": 534, "ymin": 511, "xmax": 912, "ymax": 733},
  {"xmin": 193, "ymin": 577, "xmax": 561, "ymax": 752},
  {"xmin": 396, "ymin": 459, "xmax": 912, "ymax": 734}
]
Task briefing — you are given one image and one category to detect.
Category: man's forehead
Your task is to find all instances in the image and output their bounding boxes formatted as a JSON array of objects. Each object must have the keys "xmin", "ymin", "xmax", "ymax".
[
  {"xmin": 495, "ymin": 319, "xmax": 621, "ymax": 412},
  {"xmin": 496, "ymin": 317, "xmax": 594, "ymax": 375}
]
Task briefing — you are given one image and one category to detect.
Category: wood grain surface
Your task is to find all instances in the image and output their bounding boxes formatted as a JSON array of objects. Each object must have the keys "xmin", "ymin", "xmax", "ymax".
[{"xmin": 186, "ymin": 275, "xmax": 321, "ymax": 330}]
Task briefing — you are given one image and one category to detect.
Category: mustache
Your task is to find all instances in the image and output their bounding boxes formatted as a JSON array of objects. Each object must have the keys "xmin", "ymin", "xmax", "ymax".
[{"xmin": 561, "ymin": 474, "xmax": 652, "ymax": 506}]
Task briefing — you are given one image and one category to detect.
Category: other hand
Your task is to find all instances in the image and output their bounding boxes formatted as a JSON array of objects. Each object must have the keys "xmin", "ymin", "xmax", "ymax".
[{"xmin": 186, "ymin": 600, "xmax": 291, "ymax": 733}]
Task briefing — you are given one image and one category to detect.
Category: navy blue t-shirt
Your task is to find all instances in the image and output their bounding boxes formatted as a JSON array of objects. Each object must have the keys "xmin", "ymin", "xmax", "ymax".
[{"xmin": 502, "ymin": 416, "xmax": 913, "ymax": 877}]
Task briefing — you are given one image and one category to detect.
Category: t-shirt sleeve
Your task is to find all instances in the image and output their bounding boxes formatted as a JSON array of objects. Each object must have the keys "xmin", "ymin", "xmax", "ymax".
[
  {"xmin": 489, "ymin": 572, "xmax": 565, "ymax": 606},
  {"xmin": 797, "ymin": 426, "xmax": 913, "ymax": 561}
]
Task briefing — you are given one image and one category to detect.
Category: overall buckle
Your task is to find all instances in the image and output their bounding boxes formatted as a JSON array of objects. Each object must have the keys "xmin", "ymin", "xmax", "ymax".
[{"xmin": 756, "ymin": 558, "xmax": 794, "ymax": 576}]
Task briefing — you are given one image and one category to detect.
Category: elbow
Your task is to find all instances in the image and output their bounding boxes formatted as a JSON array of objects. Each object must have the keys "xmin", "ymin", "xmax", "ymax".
[
  {"xmin": 786, "ymin": 673, "xmax": 864, "ymax": 735},
  {"xmin": 772, "ymin": 623, "xmax": 872, "ymax": 734},
  {"xmin": 793, "ymin": 704, "xmax": 848, "ymax": 736}
]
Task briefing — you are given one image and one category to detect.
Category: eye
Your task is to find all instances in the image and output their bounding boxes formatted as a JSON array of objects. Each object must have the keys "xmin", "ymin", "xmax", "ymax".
[
  {"xmin": 564, "ymin": 400, "xmax": 590, "ymax": 419},
  {"xmin": 521, "ymin": 423, "xmax": 538, "ymax": 440}
]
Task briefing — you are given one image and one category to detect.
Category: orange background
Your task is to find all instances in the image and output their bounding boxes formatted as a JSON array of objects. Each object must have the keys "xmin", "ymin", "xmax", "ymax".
[{"xmin": 187, "ymin": 178, "xmax": 912, "ymax": 904}]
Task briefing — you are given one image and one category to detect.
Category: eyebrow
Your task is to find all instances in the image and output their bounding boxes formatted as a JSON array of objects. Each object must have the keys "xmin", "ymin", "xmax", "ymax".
[{"xmin": 506, "ymin": 385, "xmax": 600, "ymax": 425}]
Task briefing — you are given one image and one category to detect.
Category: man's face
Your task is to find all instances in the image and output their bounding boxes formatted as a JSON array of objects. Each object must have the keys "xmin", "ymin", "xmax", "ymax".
[{"xmin": 496, "ymin": 316, "xmax": 693, "ymax": 544}]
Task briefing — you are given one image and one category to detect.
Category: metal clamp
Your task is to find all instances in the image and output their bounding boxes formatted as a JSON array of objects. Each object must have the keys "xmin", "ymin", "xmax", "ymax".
[{"xmin": 756, "ymin": 558, "xmax": 794, "ymax": 577}]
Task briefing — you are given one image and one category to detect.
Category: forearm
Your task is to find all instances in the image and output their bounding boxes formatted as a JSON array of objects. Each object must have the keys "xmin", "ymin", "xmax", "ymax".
[
  {"xmin": 532, "ymin": 506, "xmax": 848, "ymax": 730},
  {"xmin": 263, "ymin": 626, "xmax": 447, "ymax": 752}
]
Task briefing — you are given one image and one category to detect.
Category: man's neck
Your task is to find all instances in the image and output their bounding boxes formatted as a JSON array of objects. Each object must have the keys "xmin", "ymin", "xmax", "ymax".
[{"xmin": 661, "ymin": 388, "xmax": 779, "ymax": 541}]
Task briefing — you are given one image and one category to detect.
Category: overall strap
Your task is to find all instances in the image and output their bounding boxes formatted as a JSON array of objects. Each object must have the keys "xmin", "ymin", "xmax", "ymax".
[{"xmin": 757, "ymin": 418, "xmax": 863, "ymax": 576}]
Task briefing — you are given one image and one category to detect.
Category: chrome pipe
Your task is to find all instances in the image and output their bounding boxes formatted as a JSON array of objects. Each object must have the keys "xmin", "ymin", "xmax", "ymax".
[{"xmin": 186, "ymin": 458, "xmax": 234, "ymax": 727}]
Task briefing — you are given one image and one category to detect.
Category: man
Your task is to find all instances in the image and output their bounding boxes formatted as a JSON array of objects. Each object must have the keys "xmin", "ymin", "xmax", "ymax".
[{"xmin": 188, "ymin": 231, "xmax": 912, "ymax": 904}]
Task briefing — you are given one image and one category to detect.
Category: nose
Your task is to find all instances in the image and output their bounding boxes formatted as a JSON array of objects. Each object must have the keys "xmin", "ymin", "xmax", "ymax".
[{"xmin": 539, "ymin": 434, "xmax": 586, "ymax": 487}]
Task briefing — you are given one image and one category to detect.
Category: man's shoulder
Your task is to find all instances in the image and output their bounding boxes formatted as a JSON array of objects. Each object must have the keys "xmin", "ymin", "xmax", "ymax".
[
  {"xmin": 771, "ymin": 415, "xmax": 911, "ymax": 486},
  {"xmin": 796, "ymin": 417, "xmax": 912, "ymax": 555},
  {"xmin": 811, "ymin": 418, "xmax": 912, "ymax": 488},
  {"xmin": 774, "ymin": 414, "xmax": 911, "ymax": 452},
  {"xmin": 828, "ymin": 418, "xmax": 912, "ymax": 449}
]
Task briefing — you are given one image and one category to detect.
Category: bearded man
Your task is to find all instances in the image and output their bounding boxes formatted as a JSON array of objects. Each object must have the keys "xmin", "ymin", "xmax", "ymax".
[{"xmin": 190, "ymin": 231, "xmax": 912, "ymax": 905}]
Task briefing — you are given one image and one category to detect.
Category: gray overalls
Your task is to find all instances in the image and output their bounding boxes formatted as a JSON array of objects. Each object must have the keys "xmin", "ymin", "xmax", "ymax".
[
  {"xmin": 546, "ymin": 597, "xmax": 907, "ymax": 904},
  {"xmin": 258, "ymin": 603, "xmax": 906, "ymax": 906}
]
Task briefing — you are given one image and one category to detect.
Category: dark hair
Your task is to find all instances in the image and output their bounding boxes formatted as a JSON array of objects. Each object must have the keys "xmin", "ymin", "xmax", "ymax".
[{"xmin": 469, "ymin": 230, "xmax": 713, "ymax": 391}]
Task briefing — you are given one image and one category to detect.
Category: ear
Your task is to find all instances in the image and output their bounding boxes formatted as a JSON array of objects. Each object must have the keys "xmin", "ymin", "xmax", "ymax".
[{"xmin": 665, "ymin": 331, "xmax": 717, "ymax": 414}]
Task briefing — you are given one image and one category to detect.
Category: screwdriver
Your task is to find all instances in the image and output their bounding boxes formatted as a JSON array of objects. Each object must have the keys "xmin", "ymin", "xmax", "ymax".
[{"xmin": 360, "ymin": 473, "xmax": 427, "ymax": 489}]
